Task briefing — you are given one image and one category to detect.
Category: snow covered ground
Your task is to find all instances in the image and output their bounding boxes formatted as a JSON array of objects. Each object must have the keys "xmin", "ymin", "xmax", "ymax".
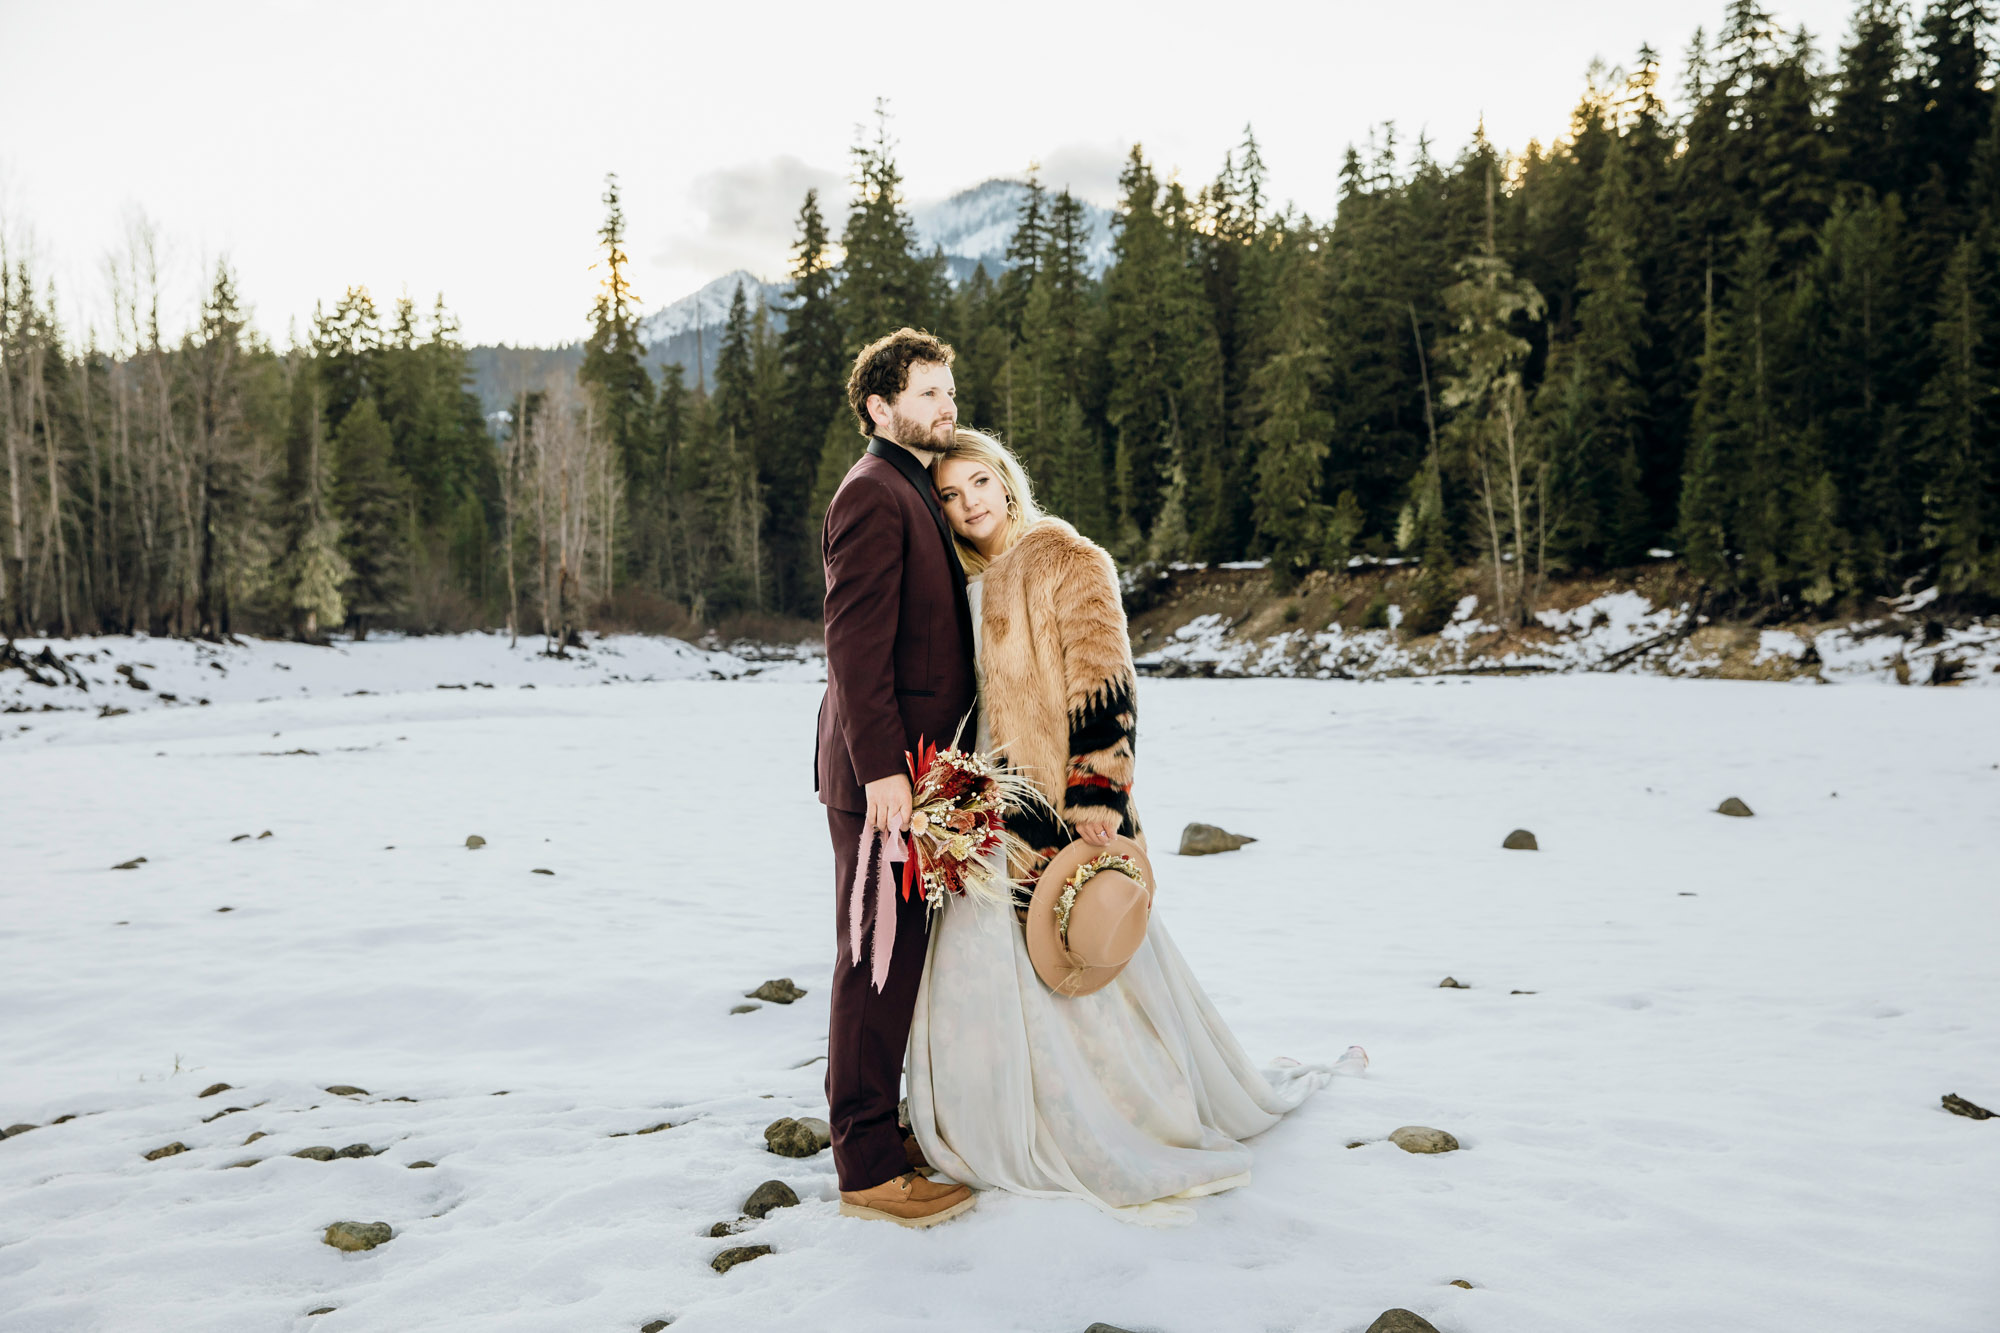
[
  {"xmin": 1137, "ymin": 588, "xmax": 2000, "ymax": 685},
  {"xmin": 3, "ymin": 661, "xmax": 1997, "ymax": 1332}
]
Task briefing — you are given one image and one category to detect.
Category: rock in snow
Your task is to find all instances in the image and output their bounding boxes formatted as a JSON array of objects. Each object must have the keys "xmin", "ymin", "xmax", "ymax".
[
  {"xmin": 1178, "ymin": 823, "xmax": 1257, "ymax": 855},
  {"xmin": 742, "ymin": 1179, "xmax": 799, "ymax": 1219},
  {"xmin": 1717, "ymin": 797, "xmax": 1755, "ymax": 817},
  {"xmin": 710, "ymin": 1244, "xmax": 772, "ymax": 1274},
  {"xmin": 1365, "ymin": 1311, "xmax": 1442, "ymax": 1333},
  {"xmin": 1503, "ymin": 828, "xmax": 1539, "ymax": 850},
  {"xmin": 763, "ymin": 1117, "xmax": 830, "ymax": 1158},
  {"xmin": 1389, "ymin": 1127, "xmax": 1460, "ymax": 1154},
  {"xmin": 1942, "ymin": 1092, "xmax": 1992, "ymax": 1119},
  {"xmin": 322, "ymin": 1221, "xmax": 393, "ymax": 1252},
  {"xmin": 746, "ymin": 978, "xmax": 805, "ymax": 1004}
]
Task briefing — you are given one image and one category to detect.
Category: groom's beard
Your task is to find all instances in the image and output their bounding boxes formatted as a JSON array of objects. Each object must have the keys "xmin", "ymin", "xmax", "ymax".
[{"xmin": 886, "ymin": 406, "xmax": 955, "ymax": 455}]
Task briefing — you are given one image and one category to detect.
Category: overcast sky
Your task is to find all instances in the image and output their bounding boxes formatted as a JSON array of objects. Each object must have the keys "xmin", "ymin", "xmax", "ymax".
[{"xmin": 1, "ymin": 0, "xmax": 1862, "ymax": 348}]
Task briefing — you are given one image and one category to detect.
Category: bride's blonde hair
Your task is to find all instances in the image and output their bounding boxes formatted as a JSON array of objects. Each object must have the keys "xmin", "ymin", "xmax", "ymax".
[{"xmin": 934, "ymin": 428, "xmax": 1044, "ymax": 575}]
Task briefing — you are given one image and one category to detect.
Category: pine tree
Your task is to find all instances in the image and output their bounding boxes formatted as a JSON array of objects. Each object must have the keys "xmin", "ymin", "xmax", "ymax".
[
  {"xmin": 331, "ymin": 396, "xmax": 407, "ymax": 634},
  {"xmin": 1831, "ymin": 0, "xmax": 1918, "ymax": 203},
  {"xmin": 840, "ymin": 104, "xmax": 929, "ymax": 350},
  {"xmin": 1017, "ymin": 188, "xmax": 1106, "ymax": 536},
  {"xmin": 995, "ymin": 166, "xmax": 1049, "ymax": 343},
  {"xmin": 1103, "ymin": 146, "xmax": 1221, "ymax": 553},
  {"xmin": 313, "ymin": 287, "xmax": 381, "ymax": 433},
  {"xmin": 777, "ymin": 189, "xmax": 846, "ymax": 612},
  {"xmin": 1917, "ymin": 238, "xmax": 1997, "ymax": 595},
  {"xmin": 274, "ymin": 356, "xmax": 348, "ymax": 639},
  {"xmin": 581, "ymin": 173, "xmax": 655, "ymax": 492},
  {"xmin": 1554, "ymin": 132, "xmax": 1654, "ymax": 567},
  {"xmin": 1251, "ymin": 231, "xmax": 1334, "ymax": 587}
]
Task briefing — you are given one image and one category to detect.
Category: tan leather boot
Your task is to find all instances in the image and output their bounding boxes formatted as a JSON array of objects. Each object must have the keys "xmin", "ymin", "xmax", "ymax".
[{"xmin": 838, "ymin": 1171, "xmax": 974, "ymax": 1228}]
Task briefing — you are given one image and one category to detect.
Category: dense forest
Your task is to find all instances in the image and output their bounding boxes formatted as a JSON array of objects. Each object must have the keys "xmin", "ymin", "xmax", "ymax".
[{"xmin": 2, "ymin": 0, "xmax": 1996, "ymax": 646}]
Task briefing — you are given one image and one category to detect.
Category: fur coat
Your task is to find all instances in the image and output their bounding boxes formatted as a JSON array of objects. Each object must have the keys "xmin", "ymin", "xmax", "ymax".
[{"xmin": 978, "ymin": 517, "xmax": 1141, "ymax": 880}]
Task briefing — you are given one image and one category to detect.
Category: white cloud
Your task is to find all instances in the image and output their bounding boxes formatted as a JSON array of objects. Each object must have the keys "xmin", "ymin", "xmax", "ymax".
[{"xmin": 654, "ymin": 155, "xmax": 843, "ymax": 283}]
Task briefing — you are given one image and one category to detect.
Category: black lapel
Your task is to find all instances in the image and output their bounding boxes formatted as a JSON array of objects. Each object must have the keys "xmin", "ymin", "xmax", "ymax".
[{"xmin": 866, "ymin": 436, "xmax": 963, "ymax": 587}]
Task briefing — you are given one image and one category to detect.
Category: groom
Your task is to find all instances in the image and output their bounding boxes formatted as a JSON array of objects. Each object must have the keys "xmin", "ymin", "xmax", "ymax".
[{"xmin": 815, "ymin": 327, "xmax": 978, "ymax": 1226}]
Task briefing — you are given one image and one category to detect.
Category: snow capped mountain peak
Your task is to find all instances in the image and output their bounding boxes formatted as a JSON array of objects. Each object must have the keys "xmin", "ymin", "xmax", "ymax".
[
  {"xmin": 635, "ymin": 180, "xmax": 1118, "ymax": 343},
  {"xmin": 637, "ymin": 270, "xmax": 784, "ymax": 347},
  {"xmin": 911, "ymin": 178, "xmax": 1115, "ymax": 280}
]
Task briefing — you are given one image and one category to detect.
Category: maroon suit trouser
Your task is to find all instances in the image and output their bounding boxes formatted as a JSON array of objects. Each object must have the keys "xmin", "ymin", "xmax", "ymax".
[{"xmin": 824, "ymin": 804, "xmax": 932, "ymax": 1192}]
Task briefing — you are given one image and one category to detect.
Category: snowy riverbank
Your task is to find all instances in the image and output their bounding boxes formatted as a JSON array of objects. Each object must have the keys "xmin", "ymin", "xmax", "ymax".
[{"xmin": 3, "ymin": 673, "xmax": 1997, "ymax": 1331}]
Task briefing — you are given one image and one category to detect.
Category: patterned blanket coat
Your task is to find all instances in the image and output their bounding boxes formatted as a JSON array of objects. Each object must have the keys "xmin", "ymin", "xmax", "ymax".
[{"xmin": 977, "ymin": 517, "xmax": 1143, "ymax": 887}]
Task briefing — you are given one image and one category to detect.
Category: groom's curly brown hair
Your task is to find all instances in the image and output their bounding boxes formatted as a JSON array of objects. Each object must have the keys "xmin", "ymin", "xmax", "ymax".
[{"xmin": 846, "ymin": 328, "xmax": 955, "ymax": 436}]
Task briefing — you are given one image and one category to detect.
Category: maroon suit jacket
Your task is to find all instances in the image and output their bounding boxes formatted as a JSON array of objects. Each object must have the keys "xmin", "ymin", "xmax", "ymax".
[{"xmin": 815, "ymin": 437, "xmax": 978, "ymax": 813}]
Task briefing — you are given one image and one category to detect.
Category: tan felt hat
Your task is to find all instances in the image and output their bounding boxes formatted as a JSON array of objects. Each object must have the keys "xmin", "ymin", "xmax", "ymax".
[{"xmin": 1024, "ymin": 835, "xmax": 1156, "ymax": 998}]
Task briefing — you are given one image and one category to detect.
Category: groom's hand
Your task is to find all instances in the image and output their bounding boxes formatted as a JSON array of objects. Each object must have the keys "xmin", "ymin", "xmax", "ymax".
[{"xmin": 865, "ymin": 774, "xmax": 914, "ymax": 835}]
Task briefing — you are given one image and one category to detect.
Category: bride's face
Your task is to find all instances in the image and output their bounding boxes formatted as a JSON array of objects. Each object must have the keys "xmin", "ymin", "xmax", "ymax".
[{"xmin": 935, "ymin": 457, "xmax": 1009, "ymax": 554}]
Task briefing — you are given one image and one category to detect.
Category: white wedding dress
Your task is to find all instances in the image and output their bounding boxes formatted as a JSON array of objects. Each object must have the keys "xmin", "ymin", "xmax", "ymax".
[{"xmin": 905, "ymin": 577, "xmax": 1331, "ymax": 1225}]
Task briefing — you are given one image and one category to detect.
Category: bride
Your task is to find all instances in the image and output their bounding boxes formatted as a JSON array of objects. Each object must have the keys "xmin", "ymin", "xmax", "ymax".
[{"xmin": 905, "ymin": 427, "xmax": 1330, "ymax": 1225}]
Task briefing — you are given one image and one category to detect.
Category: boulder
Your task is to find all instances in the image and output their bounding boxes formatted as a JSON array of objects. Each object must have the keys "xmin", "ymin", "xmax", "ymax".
[
  {"xmin": 1502, "ymin": 829, "xmax": 1538, "ymax": 850},
  {"xmin": 198, "ymin": 1082, "xmax": 233, "ymax": 1098},
  {"xmin": 710, "ymin": 1244, "xmax": 772, "ymax": 1274},
  {"xmin": 1942, "ymin": 1092, "xmax": 1993, "ymax": 1120},
  {"xmin": 5, "ymin": 1123, "xmax": 36, "ymax": 1138},
  {"xmin": 1178, "ymin": 823, "xmax": 1257, "ymax": 856},
  {"xmin": 708, "ymin": 1221, "xmax": 736, "ymax": 1237},
  {"xmin": 747, "ymin": 979, "xmax": 806, "ymax": 1004},
  {"xmin": 333, "ymin": 1143, "xmax": 376, "ymax": 1159},
  {"xmin": 324, "ymin": 1085, "xmax": 368, "ymax": 1097},
  {"xmin": 1365, "ymin": 1312, "xmax": 1441, "ymax": 1333},
  {"xmin": 322, "ymin": 1220, "xmax": 393, "ymax": 1252},
  {"xmin": 1448, "ymin": 1280, "xmax": 1474, "ymax": 1289},
  {"xmin": 743, "ymin": 1179, "xmax": 800, "ymax": 1219},
  {"xmin": 1716, "ymin": 797, "xmax": 1754, "ymax": 817},
  {"xmin": 641, "ymin": 1322, "xmax": 671, "ymax": 1332},
  {"xmin": 1438, "ymin": 977, "xmax": 1468, "ymax": 989},
  {"xmin": 243, "ymin": 1131, "xmax": 268, "ymax": 1145},
  {"xmin": 292, "ymin": 1146, "xmax": 337, "ymax": 1161},
  {"xmin": 1389, "ymin": 1126, "xmax": 1460, "ymax": 1154},
  {"xmin": 226, "ymin": 1158, "xmax": 260, "ymax": 1168},
  {"xmin": 144, "ymin": 1142, "xmax": 188, "ymax": 1160},
  {"xmin": 465, "ymin": 835, "xmax": 486, "ymax": 848},
  {"xmin": 763, "ymin": 1116, "xmax": 830, "ymax": 1158},
  {"xmin": 407, "ymin": 1161, "xmax": 437, "ymax": 1169}
]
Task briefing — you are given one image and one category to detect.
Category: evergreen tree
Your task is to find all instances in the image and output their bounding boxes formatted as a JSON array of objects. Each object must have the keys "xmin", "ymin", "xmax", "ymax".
[
  {"xmin": 1831, "ymin": 0, "xmax": 1918, "ymax": 203},
  {"xmin": 1103, "ymin": 146, "xmax": 1222, "ymax": 553},
  {"xmin": 276, "ymin": 358, "xmax": 349, "ymax": 639},
  {"xmin": 1251, "ymin": 231, "xmax": 1334, "ymax": 586},
  {"xmin": 581, "ymin": 173, "xmax": 655, "ymax": 491},
  {"xmin": 995, "ymin": 166, "xmax": 1049, "ymax": 341},
  {"xmin": 1017, "ymin": 188, "xmax": 1106, "ymax": 535},
  {"xmin": 1554, "ymin": 132, "xmax": 1653, "ymax": 567},
  {"xmin": 313, "ymin": 287, "xmax": 381, "ymax": 432},
  {"xmin": 777, "ymin": 188, "xmax": 847, "ymax": 612},
  {"xmin": 331, "ymin": 396, "xmax": 407, "ymax": 634},
  {"xmin": 840, "ymin": 104, "xmax": 929, "ymax": 349},
  {"xmin": 1917, "ymin": 238, "xmax": 1997, "ymax": 595}
]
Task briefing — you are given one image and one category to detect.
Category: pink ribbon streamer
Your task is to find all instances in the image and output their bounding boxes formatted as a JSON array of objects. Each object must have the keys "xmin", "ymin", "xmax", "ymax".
[{"xmin": 848, "ymin": 826, "xmax": 909, "ymax": 993}]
